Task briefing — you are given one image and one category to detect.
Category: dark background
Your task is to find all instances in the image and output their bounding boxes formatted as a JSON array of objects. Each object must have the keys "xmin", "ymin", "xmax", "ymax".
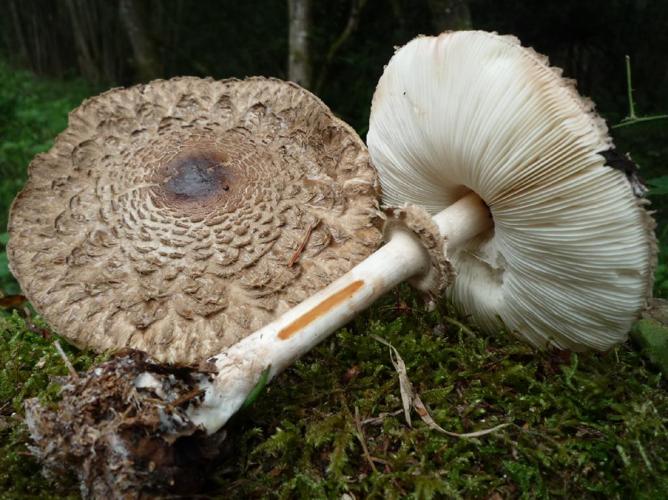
[{"xmin": 2, "ymin": 0, "xmax": 667, "ymax": 130}]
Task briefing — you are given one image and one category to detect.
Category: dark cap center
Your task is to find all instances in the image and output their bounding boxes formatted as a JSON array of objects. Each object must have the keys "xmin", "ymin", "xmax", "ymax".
[{"xmin": 163, "ymin": 153, "xmax": 231, "ymax": 201}]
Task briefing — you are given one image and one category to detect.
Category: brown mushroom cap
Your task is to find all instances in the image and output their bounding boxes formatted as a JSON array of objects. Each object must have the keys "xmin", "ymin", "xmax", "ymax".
[{"xmin": 8, "ymin": 77, "xmax": 382, "ymax": 364}]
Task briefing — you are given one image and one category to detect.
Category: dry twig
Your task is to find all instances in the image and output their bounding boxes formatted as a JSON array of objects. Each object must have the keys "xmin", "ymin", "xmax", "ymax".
[
  {"xmin": 53, "ymin": 339, "xmax": 79, "ymax": 380},
  {"xmin": 353, "ymin": 406, "xmax": 378, "ymax": 474}
]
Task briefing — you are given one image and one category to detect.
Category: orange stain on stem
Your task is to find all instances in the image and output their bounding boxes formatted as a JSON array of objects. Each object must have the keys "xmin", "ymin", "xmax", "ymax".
[{"xmin": 277, "ymin": 280, "xmax": 365, "ymax": 340}]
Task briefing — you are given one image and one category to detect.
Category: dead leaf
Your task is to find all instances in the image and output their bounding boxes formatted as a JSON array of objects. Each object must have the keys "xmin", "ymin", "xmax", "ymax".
[
  {"xmin": 412, "ymin": 394, "xmax": 510, "ymax": 438},
  {"xmin": 373, "ymin": 335, "xmax": 510, "ymax": 439},
  {"xmin": 372, "ymin": 335, "xmax": 413, "ymax": 427},
  {"xmin": 0, "ymin": 294, "xmax": 27, "ymax": 309}
]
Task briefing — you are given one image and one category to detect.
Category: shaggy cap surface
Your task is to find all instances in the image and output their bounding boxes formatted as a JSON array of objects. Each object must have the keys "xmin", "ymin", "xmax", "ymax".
[{"xmin": 9, "ymin": 77, "xmax": 382, "ymax": 363}]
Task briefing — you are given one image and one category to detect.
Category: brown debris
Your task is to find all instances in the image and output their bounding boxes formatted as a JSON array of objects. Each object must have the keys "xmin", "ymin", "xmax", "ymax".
[
  {"xmin": 287, "ymin": 219, "xmax": 319, "ymax": 267},
  {"xmin": 24, "ymin": 349, "xmax": 226, "ymax": 499},
  {"xmin": 21, "ymin": 306, "xmax": 52, "ymax": 339},
  {"xmin": 0, "ymin": 294, "xmax": 27, "ymax": 309}
]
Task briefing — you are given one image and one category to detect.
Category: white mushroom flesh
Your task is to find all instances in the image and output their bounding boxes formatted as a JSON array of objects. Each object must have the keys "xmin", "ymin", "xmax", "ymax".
[{"xmin": 367, "ymin": 31, "xmax": 656, "ymax": 350}]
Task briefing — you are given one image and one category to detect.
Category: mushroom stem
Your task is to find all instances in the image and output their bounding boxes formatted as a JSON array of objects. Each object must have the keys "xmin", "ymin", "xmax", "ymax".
[
  {"xmin": 188, "ymin": 192, "xmax": 492, "ymax": 434},
  {"xmin": 433, "ymin": 192, "xmax": 492, "ymax": 248}
]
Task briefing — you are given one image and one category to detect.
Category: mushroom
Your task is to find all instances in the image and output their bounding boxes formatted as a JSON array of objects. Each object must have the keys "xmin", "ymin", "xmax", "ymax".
[
  {"xmin": 14, "ymin": 76, "xmax": 383, "ymax": 496},
  {"xmin": 20, "ymin": 32, "xmax": 656, "ymax": 494},
  {"xmin": 8, "ymin": 76, "xmax": 383, "ymax": 365},
  {"xmin": 368, "ymin": 31, "xmax": 656, "ymax": 351},
  {"xmin": 185, "ymin": 31, "xmax": 656, "ymax": 435}
]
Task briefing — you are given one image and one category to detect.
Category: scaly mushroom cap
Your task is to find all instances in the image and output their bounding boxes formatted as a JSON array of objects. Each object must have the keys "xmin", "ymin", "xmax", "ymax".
[
  {"xmin": 368, "ymin": 31, "xmax": 656, "ymax": 351},
  {"xmin": 9, "ymin": 77, "xmax": 382, "ymax": 364}
]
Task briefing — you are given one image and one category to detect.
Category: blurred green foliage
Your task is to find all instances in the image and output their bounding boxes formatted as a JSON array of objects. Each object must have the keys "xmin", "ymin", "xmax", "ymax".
[
  {"xmin": 0, "ymin": 61, "xmax": 92, "ymax": 231},
  {"xmin": 0, "ymin": 62, "xmax": 93, "ymax": 295},
  {"xmin": 647, "ymin": 177, "xmax": 668, "ymax": 196},
  {"xmin": 0, "ymin": 232, "xmax": 15, "ymax": 296}
]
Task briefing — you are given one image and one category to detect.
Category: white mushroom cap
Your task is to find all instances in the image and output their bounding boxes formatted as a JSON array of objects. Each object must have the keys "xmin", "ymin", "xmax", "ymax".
[{"xmin": 368, "ymin": 31, "xmax": 656, "ymax": 351}]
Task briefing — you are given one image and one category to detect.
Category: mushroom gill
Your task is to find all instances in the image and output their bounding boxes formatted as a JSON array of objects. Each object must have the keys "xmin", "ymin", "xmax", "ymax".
[
  {"xmin": 367, "ymin": 31, "xmax": 656, "ymax": 351},
  {"xmin": 8, "ymin": 77, "xmax": 382, "ymax": 364}
]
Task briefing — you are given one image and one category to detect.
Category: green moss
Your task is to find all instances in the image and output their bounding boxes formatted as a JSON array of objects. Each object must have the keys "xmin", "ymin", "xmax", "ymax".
[
  {"xmin": 0, "ymin": 311, "xmax": 105, "ymax": 498},
  {"xmin": 198, "ymin": 293, "xmax": 667, "ymax": 499},
  {"xmin": 4, "ymin": 296, "xmax": 667, "ymax": 498}
]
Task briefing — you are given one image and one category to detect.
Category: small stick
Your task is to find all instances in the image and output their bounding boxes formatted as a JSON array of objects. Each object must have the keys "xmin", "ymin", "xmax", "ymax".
[
  {"xmin": 54, "ymin": 340, "xmax": 79, "ymax": 380},
  {"xmin": 625, "ymin": 54, "xmax": 636, "ymax": 121},
  {"xmin": 354, "ymin": 405, "xmax": 378, "ymax": 474},
  {"xmin": 442, "ymin": 316, "xmax": 476, "ymax": 338},
  {"xmin": 612, "ymin": 55, "xmax": 668, "ymax": 129},
  {"xmin": 288, "ymin": 219, "xmax": 318, "ymax": 267},
  {"xmin": 367, "ymin": 455, "xmax": 391, "ymax": 466},
  {"xmin": 169, "ymin": 388, "xmax": 205, "ymax": 407},
  {"xmin": 361, "ymin": 409, "xmax": 403, "ymax": 426}
]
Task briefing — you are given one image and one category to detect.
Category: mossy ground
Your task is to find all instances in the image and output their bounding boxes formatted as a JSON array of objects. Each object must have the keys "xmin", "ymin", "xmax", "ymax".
[{"xmin": 2, "ymin": 288, "xmax": 667, "ymax": 499}]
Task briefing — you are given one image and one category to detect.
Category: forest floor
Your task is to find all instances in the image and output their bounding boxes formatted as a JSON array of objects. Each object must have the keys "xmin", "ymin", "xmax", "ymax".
[
  {"xmin": 1, "ymin": 290, "xmax": 668, "ymax": 499},
  {"xmin": 1, "ymin": 62, "xmax": 668, "ymax": 499}
]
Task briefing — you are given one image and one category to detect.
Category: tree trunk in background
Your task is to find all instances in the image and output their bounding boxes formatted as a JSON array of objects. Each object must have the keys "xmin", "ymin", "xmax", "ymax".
[
  {"xmin": 65, "ymin": 0, "xmax": 101, "ymax": 83},
  {"xmin": 314, "ymin": 0, "xmax": 368, "ymax": 94},
  {"xmin": 7, "ymin": 0, "xmax": 29, "ymax": 67},
  {"xmin": 119, "ymin": 0, "xmax": 162, "ymax": 82},
  {"xmin": 288, "ymin": 0, "xmax": 311, "ymax": 89},
  {"xmin": 427, "ymin": 0, "xmax": 471, "ymax": 32}
]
